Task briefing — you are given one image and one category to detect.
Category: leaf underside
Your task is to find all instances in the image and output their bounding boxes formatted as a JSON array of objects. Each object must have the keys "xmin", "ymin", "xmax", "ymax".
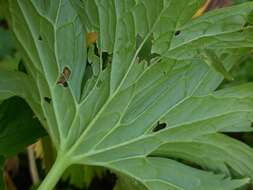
[{"xmin": 3, "ymin": 0, "xmax": 253, "ymax": 189}]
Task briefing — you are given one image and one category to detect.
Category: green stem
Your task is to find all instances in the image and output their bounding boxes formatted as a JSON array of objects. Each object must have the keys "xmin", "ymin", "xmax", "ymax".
[{"xmin": 37, "ymin": 153, "xmax": 69, "ymax": 190}]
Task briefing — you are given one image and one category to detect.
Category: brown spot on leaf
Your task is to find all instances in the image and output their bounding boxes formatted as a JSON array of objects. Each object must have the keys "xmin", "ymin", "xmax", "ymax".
[
  {"xmin": 86, "ymin": 32, "xmax": 98, "ymax": 46},
  {"xmin": 206, "ymin": 0, "xmax": 232, "ymax": 11},
  {"xmin": 57, "ymin": 67, "xmax": 71, "ymax": 87},
  {"xmin": 193, "ymin": 0, "xmax": 232, "ymax": 18}
]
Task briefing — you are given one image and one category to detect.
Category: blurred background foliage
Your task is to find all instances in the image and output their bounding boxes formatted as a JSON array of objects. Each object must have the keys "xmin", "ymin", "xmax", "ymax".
[{"xmin": 0, "ymin": 0, "xmax": 253, "ymax": 190}]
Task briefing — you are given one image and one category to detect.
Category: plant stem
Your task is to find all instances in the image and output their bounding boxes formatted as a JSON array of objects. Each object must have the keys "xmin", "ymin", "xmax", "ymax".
[
  {"xmin": 27, "ymin": 145, "xmax": 40, "ymax": 185},
  {"xmin": 37, "ymin": 152, "xmax": 69, "ymax": 190}
]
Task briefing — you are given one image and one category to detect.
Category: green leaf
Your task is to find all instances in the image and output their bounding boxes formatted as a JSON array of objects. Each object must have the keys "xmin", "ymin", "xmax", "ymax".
[
  {"xmin": 0, "ymin": 97, "xmax": 46, "ymax": 157},
  {"xmin": 0, "ymin": 70, "xmax": 30, "ymax": 100},
  {"xmin": 0, "ymin": 0, "xmax": 10, "ymax": 23},
  {"xmin": 114, "ymin": 174, "xmax": 147, "ymax": 190},
  {"xmin": 0, "ymin": 28, "xmax": 15, "ymax": 59},
  {"xmin": 88, "ymin": 45, "xmax": 100, "ymax": 76},
  {"xmin": 163, "ymin": 3, "xmax": 253, "ymax": 59},
  {"xmin": 153, "ymin": 133, "xmax": 253, "ymax": 177},
  {"xmin": 109, "ymin": 157, "xmax": 249, "ymax": 190},
  {"xmin": 0, "ymin": 70, "xmax": 45, "ymax": 131},
  {"xmin": 8, "ymin": 0, "xmax": 87, "ymax": 147},
  {"xmin": 6, "ymin": 0, "xmax": 253, "ymax": 189},
  {"xmin": 0, "ymin": 53, "xmax": 20, "ymax": 72},
  {"xmin": 62, "ymin": 165, "xmax": 86, "ymax": 188},
  {"xmin": 201, "ymin": 49, "xmax": 234, "ymax": 80},
  {"xmin": 0, "ymin": 97, "xmax": 45, "ymax": 190},
  {"xmin": 62, "ymin": 165, "xmax": 104, "ymax": 188}
]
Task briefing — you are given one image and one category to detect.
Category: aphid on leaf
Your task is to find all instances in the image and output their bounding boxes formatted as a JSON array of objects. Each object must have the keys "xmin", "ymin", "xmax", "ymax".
[
  {"xmin": 57, "ymin": 67, "xmax": 71, "ymax": 87},
  {"xmin": 152, "ymin": 121, "xmax": 167, "ymax": 132}
]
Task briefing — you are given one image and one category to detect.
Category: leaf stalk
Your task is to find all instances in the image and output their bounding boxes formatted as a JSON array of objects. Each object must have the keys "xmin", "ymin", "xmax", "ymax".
[{"xmin": 37, "ymin": 151, "xmax": 70, "ymax": 190}]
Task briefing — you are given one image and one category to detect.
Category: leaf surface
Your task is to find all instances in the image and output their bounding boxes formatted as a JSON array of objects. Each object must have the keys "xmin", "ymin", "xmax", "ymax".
[
  {"xmin": 108, "ymin": 157, "xmax": 249, "ymax": 190},
  {"xmin": 6, "ymin": 0, "xmax": 253, "ymax": 189},
  {"xmin": 153, "ymin": 133, "xmax": 253, "ymax": 177}
]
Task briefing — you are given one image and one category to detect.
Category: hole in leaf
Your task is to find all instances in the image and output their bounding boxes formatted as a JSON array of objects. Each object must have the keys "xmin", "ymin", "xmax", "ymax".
[
  {"xmin": 88, "ymin": 170, "xmax": 117, "ymax": 190},
  {"xmin": 38, "ymin": 35, "xmax": 43, "ymax": 41},
  {"xmin": 149, "ymin": 153, "xmax": 203, "ymax": 170},
  {"xmin": 57, "ymin": 67, "xmax": 71, "ymax": 87},
  {"xmin": 44, "ymin": 97, "xmax": 51, "ymax": 104},
  {"xmin": 244, "ymin": 22, "xmax": 249, "ymax": 28},
  {"xmin": 174, "ymin": 30, "xmax": 181, "ymax": 36},
  {"xmin": 152, "ymin": 121, "xmax": 167, "ymax": 132},
  {"xmin": 136, "ymin": 34, "xmax": 153, "ymax": 62},
  {"xmin": 18, "ymin": 59, "xmax": 28, "ymax": 74},
  {"xmin": 225, "ymin": 132, "xmax": 245, "ymax": 142},
  {"xmin": 102, "ymin": 52, "xmax": 111, "ymax": 69},
  {"xmin": 63, "ymin": 81, "xmax": 68, "ymax": 87},
  {"xmin": 0, "ymin": 19, "xmax": 9, "ymax": 29},
  {"xmin": 86, "ymin": 32, "xmax": 98, "ymax": 46}
]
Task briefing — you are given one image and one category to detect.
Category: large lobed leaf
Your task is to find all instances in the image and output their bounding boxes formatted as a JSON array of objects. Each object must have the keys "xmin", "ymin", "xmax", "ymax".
[{"xmin": 4, "ymin": 0, "xmax": 253, "ymax": 189}]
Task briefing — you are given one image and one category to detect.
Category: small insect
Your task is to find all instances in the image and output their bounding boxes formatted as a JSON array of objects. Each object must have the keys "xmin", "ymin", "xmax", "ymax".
[
  {"xmin": 57, "ymin": 67, "xmax": 71, "ymax": 87},
  {"xmin": 152, "ymin": 121, "xmax": 167, "ymax": 132}
]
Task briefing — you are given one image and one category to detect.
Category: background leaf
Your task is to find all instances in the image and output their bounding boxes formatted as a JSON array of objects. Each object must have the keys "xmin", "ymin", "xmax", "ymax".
[
  {"xmin": 0, "ymin": 28, "xmax": 14, "ymax": 59},
  {"xmin": 0, "ymin": 97, "xmax": 46, "ymax": 157},
  {"xmin": 0, "ymin": 97, "xmax": 45, "ymax": 189}
]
